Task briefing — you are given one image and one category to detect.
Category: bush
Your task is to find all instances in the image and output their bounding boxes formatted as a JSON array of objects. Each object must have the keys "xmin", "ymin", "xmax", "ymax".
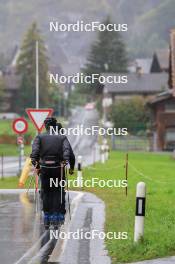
[{"xmin": 110, "ymin": 97, "xmax": 150, "ymax": 135}]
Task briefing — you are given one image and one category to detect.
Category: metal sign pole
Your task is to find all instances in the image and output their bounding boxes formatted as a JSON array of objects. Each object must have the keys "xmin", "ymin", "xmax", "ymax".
[
  {"xmin": 36, "ymin": 41, "xmax": 39, "ymax": 110},
  {"xmin": 18, "ymin": 144, "xmax": 22, "ymax": 176},
  {"xmin": 1, "ymin": 154, "xmax": 4, "ymax": 180}
]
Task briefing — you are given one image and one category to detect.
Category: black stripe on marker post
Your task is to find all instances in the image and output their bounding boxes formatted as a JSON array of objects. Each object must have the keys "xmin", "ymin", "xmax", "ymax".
[{"xmin": 136, "ymin": 197, "xmax": 146, "ymax": 216}]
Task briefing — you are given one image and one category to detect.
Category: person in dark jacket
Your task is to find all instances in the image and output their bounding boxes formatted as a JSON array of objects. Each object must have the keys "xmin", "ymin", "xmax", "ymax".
[{"xmin": 30, "ymin": 117, "xmax": 75, "ymax": 229}]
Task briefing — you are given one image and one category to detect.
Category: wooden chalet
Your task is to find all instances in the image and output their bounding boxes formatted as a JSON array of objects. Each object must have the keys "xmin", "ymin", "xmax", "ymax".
[{"xmin": 149, "ymin": 29, "xmax": 175, "ymax": 151}]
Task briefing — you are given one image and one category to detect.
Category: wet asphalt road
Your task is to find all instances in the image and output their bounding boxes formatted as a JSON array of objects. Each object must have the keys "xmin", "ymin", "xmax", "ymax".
[
  {"xmin": 0, "ymin": 191, "xmax": 78, "ymax": 264},
  {"xmin": 0, "ymin": 157, "xmax": 25, "ymax": 178},
  {"xmin": 0, "ymin": 190, "xmax": 110, "ymax": 264},
  {"xmin": 68, "ymin": 107, "xmax": 100, "ymax": 166},
  {"xmin": 0, "ymin": 193, "xmax": 37, "ymax": 264}
]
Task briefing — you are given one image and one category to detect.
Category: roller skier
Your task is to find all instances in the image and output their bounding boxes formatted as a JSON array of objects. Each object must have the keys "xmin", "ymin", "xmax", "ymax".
[{"xmin": 30, "ymin": 117, "xmax": 75, "ymax": 229}]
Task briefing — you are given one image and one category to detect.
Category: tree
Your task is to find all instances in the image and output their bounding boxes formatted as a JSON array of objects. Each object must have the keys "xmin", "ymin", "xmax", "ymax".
[
  {"xmin": 83, "ymin": 17, "xmax": 128, "ymax": 94},
  {"xmin": 110, "ymin": 97, "xmax": 150, "ymax": 135},
  {"xmin": 17, "ymin": 22, "xmax": 50, "ymax": 112},
  {"xmin": 68, "ymin": 85, "xmax": 88, "ymax": 108}
]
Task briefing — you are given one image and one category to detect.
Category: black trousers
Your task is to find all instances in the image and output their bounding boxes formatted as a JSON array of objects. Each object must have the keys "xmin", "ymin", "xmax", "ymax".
[{"xmin": 40, "ymin": 166, "xmax": 66, "ymax": 214}]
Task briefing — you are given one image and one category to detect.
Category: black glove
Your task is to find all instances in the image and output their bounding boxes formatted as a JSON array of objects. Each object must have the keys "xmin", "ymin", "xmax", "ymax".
[
  {"xmin": 31, "ymin": 159, "xmax": 40, "ymax": 169},
  {"xmin": 62, "ymin": 160, "xmax": 69, "ymax": 166},
  {"xmin": 31, "ymin": 159, "xmax": 37, "ymax": 167}
]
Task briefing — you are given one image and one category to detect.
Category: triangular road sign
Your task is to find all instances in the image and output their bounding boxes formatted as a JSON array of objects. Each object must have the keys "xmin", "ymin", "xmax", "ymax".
[{"xmin": 26, "ymin": 108, "xmax": 54, "ymax": 132}]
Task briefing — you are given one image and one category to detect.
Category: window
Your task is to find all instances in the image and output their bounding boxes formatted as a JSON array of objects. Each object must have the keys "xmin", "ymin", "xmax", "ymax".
[
  {"xmin": 165, "ymin": 128, "xmax": 175, "ymax": 141},
  {"xmin": 165, "ymin": 102, "xmax": 175, "ymax": 113}
]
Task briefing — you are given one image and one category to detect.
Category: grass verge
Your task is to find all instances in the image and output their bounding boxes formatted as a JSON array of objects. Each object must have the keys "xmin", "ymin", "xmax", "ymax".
[
  {"xmin": 0, "ymin": 176, "xmax": 19, "ymax": 188},
  {"xmin": 0, "ymin": 144, "xmax": 32, "ymax": 156},
  {"xmin": 81, "ymin": 151, "xmax": 175, "ymax": 263}
]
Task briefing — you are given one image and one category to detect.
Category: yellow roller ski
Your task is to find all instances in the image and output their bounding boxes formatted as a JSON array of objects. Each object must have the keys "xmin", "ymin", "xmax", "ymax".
[{"xmin": 19, "ymin": 157, "xmax": 32, "ymax": 188}]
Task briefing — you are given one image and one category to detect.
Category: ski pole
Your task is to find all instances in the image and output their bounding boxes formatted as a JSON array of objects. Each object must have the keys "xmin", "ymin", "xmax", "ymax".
[
  {"xmin": 26, "ymin": 172, "xmax": 35, "ymax": 195},
  {"xmin": 61, "ymin": 163, "xmax": 63, "ymax": 204},
  {"xmin": 35, "ymin": 171, "xmax": 39, "ymax": 192},
  {"xmin": 34, "ymin": 165, "xmax": 40, "ymax": 212},
  {"xmin": 65, "ymin": 165, "xmax": 71, "ymax": 220}
]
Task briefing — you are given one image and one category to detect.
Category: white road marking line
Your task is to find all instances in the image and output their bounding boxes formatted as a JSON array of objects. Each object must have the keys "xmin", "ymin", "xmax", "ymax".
[
  {"xmin": 13, "ymin": 191, "xmax": 83, "ymax": 264},
  {"xmin": 14, "ymin": 231, "xmax": 49, "ymax": 264},
  {"xmin": 49, "ymin": 191, "xmax": 84, "ymax": 262}
]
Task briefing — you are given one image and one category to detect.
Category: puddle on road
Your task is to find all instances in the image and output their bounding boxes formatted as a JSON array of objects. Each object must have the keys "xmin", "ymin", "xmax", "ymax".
[
  {"xmin": 0, "ymin": 193, "xmax": 44, "ymax": 264},
  {"xmin": 0, "ymin": 192, "xmax": 74, "ymax": 264}
]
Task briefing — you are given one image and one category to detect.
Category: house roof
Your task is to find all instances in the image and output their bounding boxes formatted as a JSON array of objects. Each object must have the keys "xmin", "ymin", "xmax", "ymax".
[
  {"xmin": 61, "ymin": 62, "xmax": 81, "ymax": 76},
  {"xmin": 148, "ymin": 90, "xmax": 172, "ymax": 105},
  {"xmin": 148, "ymin": 29, "xmax": 175, "ymax": 105},
  {"xmin": 103, "ymin": 73, "xmax": 168, "ymax": 95},
  {"xmin": 128, "ymin": 58, "xmax": 152, "ymax": 73},
  {"xmin": 49, "ymin": 64, "xmax": 63, "ymax": 76},
  {"xmin": 135, "ymin": 59, "xmax": 152, "ymax": 73},
  {"xmin": 154, "ymin": 49, "xmax": 169, "ymax": 69},
  {"xmin": 3, "ymin": 66, "xmax": 21, "ymax": 90}
]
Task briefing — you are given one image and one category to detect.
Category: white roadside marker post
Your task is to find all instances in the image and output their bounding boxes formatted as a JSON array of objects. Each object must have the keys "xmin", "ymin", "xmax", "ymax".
[
  {"xmin": 134, "ymin": 182, "xmax": 146, "ymax": 242},
  {"xmin": 93, "ymin": 145, "xmax": 96, "ymax": 165},
  {"xmin": 77, "ymin": 155, "xmax": 83, "ymax": 187},
  {"xmin": 104, "ymin": 143, "xmax": 107, "ymax": 161},
  {"xmin": 103, "ymin": 139, "xmax": 108, "ymax": 162},
  {"xmin": 101, "ymin": 145, "xmax": 105, "ymax": 163},
  {"xmin": 106, "ymin": 144, "xmax": 109, "ymax": 161}
]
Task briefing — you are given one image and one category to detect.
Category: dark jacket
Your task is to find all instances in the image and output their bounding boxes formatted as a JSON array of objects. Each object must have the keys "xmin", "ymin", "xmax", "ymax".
[{"xmin": 30, "ymin": 132, "xmax": 75, "ymax": 170}]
